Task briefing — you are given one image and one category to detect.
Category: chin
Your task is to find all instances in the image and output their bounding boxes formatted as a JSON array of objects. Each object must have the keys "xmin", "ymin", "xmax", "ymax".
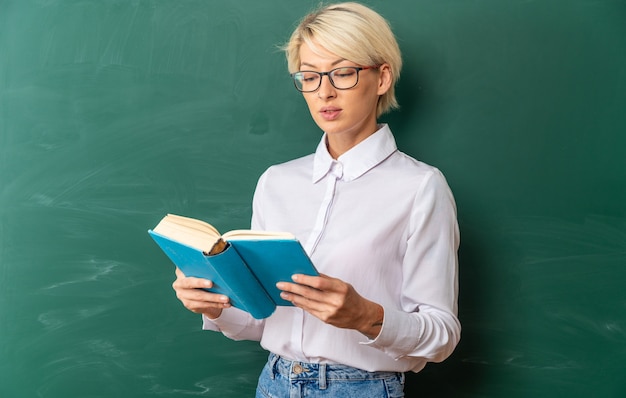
[
  {"xmin": 319, "ymin": 125, "xmax": 347, "ymax": 136},
  {"xmin": 312, "ymin": 118, "xmax": 345, "ymax": 135}
]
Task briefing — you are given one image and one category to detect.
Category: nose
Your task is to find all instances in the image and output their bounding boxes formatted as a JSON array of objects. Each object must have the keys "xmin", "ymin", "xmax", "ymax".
[{"xmin": 317, "ymin": 74, "xmax": 336, "ymax": 99}]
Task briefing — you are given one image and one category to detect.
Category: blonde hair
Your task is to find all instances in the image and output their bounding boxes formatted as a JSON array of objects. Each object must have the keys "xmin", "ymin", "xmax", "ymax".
[{"xmin": 283, "ymin": 2, "xmax": 402, "ymax": 117}]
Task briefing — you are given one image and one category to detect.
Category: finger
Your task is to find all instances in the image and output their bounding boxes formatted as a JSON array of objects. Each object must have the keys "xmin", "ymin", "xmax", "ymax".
[
  {"xmin": 277, "ymin": 281, "xmax": 313, "ymax": 297},
  {"xmin": 174, "ymin": 267, "xmax": 214, "ymax": 287},
  {"xmin": 173, "ymin": 275, "xmax": 213, "ymax": 290},
  {"xmin": 178, "ymin": 284, "xmax": 229, "ymax": 302},
  {"xmin": 179, "ymin": 289, "xmax": 231, "ymax": 309},
  {"xmin": 280, "ymin": 290, "xmax": 325, "ymax": 313},
  {"xmin": 290, "ymin": 273, "xmax": 334, "ymax": 290},
  {"xmin": 278, "ymin": 282, "xmax": 328, "ymax": 307},
  {"xmin": 184, "ymin": 297, "xmax": 231, "ymax": 314}
]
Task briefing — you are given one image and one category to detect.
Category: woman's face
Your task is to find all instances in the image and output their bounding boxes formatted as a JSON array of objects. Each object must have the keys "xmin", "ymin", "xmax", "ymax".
[{"xmin": 298, "ymin": 42, "xmax": 391, "ymax": 156}]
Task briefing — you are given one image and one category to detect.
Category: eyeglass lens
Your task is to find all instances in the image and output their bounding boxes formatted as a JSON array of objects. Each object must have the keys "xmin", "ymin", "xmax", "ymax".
[{"xmin": 292, "ymin": 67, "xmax": 361, "ymax": 92}]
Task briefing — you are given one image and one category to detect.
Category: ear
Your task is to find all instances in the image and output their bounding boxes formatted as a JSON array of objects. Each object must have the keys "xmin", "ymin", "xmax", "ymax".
[{"xmin": 376, "ymin": 63, "xmax": 393, "ymax": 96}]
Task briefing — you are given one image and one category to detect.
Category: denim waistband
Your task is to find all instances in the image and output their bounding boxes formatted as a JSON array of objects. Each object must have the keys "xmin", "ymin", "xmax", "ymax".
[{"xmin": 267, "ymin": 353, "xmax": 405, "ymax": 389}]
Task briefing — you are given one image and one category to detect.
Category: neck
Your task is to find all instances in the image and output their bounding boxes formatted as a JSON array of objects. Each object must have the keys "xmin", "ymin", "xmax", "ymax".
[{"xmin": 326, "ymin": 124, "xmax": 380, "ymax": 159}]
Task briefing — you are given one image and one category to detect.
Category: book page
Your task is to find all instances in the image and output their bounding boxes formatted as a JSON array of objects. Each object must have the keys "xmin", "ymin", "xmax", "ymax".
[
  {"xmin": 152, "ymin": 214, "xmax": 221, "ymax": 252},
  {"xmin": 223, "ymin": 230, "xmax": 295, "ymax": 240},
  {"xmin": 152, "ymin": 214, "xmax": 295, "ymax": 249},
  {"xmin": 163, "ymin": 214, "xmax": 221, "ymax": 237}
]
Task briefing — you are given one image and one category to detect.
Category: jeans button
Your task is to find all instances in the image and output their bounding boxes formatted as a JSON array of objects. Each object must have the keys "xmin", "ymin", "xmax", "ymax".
[{"xmin": 293, "ymin": 364, "xmax": 303, "ymax": 374}]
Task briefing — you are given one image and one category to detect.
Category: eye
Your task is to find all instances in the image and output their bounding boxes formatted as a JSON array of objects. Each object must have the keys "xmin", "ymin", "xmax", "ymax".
[
  {"xmin": 299, "ymin": 72, "xmax": 320, "ymax": 83},
  {"xmin": 332, "ymin": 67, "xmax": 357, "ymax": 79}
]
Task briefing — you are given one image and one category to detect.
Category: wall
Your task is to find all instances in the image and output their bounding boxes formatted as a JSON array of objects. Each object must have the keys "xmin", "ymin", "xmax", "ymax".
[{"xmin": 1, "ymin": 0, "xmax": 625, "ymax": 396}]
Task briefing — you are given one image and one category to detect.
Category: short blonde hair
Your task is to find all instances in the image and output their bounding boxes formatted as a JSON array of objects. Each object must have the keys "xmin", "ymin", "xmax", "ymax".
[{"xmin": 283, "ymin": 2, "xmax": 402, "ymax": 117}]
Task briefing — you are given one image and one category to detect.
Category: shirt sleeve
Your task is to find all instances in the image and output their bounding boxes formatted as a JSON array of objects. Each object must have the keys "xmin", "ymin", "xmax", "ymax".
[
  {"xmin": 363, "ymin": 169, "xmax": 461, "ymax": 362},
  {"xmin": 202, "ymin": 307, "xmax": 265, "ymax": 341}
]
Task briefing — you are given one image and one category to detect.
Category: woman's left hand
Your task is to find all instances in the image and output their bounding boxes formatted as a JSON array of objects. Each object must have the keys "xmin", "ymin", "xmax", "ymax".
[{"xmin": 277, "ymin": 274, "xmax": 384, "ymax": 339}]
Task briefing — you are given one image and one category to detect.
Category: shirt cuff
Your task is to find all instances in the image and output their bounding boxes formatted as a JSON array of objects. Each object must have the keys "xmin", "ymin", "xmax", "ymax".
[
  {"xmin": 202, "ymin": 307, "xmax": 250, "ymax": 336},
  {"xmin": 360, "ymin": 305, "xmax": 422, "ymax": 360}
]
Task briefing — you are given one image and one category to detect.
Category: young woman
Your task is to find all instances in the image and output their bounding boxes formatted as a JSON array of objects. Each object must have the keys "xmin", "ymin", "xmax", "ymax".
[{"xmin": 172, "ymin": 3, "xmax": 460, "ymax": 397}]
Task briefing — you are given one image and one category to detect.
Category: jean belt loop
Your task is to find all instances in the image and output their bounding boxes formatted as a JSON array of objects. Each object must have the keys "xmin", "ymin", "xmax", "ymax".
[
  {"xmin": 399, "ymin": 372, "xmax": 405, "ymax": 385},
  {"xmin": 269, "ymin": 353, "xmax": 280, "ymax": 380},
  {"xmin": 319, "ymin": 363, "xmax": 327, "ymax": 390}
]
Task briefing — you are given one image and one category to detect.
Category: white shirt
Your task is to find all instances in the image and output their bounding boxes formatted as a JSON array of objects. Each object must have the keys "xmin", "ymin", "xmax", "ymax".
[{"xmin": 203, "ymin": 124, "xmax": 460, "ymax": 373}]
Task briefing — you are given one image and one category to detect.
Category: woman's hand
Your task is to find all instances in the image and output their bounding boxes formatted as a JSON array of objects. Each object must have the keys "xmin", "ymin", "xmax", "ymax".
[
  {"xmin": 277, "ymin": 274, "xmax": 384, "ymax": 339},
  {"xmin": 172, "ymin": 267, "xmax": 231, "ymax": 319}
]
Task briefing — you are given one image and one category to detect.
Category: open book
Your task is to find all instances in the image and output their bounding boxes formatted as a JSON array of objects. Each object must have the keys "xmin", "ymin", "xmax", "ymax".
[{"xmin": 148, "ymin": 214, "xmax": 317, "ymax": 319}]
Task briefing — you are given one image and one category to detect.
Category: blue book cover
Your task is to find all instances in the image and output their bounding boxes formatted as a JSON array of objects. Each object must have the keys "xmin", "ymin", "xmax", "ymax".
[
  {"xmin": 228, "ymin": 238, "xmax": 317, "ymax": 307},
  {"xmin": 148, "ymin": 214, "xmax": 317, "ymax": 319}
]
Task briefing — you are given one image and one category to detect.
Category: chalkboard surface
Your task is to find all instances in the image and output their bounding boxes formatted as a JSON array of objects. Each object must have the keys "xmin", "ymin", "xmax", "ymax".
[{"xmin": 1, "ymin": 1, "xmax": 625, "ymax": 397}]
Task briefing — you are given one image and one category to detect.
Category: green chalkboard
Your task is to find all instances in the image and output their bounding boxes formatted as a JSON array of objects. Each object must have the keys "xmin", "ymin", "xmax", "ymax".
[{"xmin": 1, "ymin": 0, "xmax": 625, "ymax": 397}]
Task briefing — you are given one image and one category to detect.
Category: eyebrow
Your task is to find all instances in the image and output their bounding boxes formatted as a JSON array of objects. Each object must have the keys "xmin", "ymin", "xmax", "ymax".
[{"xmin": 300, "ymin": 58, "xmax": 347, "ymax": 69}]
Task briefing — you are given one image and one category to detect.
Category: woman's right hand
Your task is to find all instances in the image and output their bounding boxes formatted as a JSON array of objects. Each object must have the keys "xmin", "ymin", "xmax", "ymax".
[{"xmin": 172, "ymin": 267, "xmax": 231, "ymax": 319}]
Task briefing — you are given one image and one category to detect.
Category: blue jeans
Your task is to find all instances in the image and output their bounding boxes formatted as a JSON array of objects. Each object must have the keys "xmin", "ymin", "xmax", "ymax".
[{"xmin": 255, "ymin": 353, "xmax": 405, "ymax": 398}]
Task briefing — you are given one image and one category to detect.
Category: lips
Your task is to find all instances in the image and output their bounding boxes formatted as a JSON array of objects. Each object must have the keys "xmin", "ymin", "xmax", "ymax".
[{"xmin": 319, "ymin": 106, "xmax": 342, "ymax": 121}]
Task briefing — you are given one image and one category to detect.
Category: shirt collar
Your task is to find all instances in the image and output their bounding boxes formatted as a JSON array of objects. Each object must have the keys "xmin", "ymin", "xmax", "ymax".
[{"xmin": 312, "ymin": 124, "xmax": 398, "ymax": 183}]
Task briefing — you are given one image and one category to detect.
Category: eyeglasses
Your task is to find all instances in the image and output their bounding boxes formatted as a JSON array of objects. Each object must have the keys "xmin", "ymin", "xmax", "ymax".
[{"xmin": 290, "ymin": 66, "xmax": 380, "ymax": 93}]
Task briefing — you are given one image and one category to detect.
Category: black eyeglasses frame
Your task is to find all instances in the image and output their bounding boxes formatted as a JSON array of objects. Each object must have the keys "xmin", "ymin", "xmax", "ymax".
[{"xmin": 290, "ymin": 65, "xmax": 380, "ymax": 93}]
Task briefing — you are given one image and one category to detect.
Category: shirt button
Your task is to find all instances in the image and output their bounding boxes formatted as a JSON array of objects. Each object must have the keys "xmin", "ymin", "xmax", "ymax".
[{"xmin": 293, "ymin": 364, "xmax": 304, "ymax": 374}]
